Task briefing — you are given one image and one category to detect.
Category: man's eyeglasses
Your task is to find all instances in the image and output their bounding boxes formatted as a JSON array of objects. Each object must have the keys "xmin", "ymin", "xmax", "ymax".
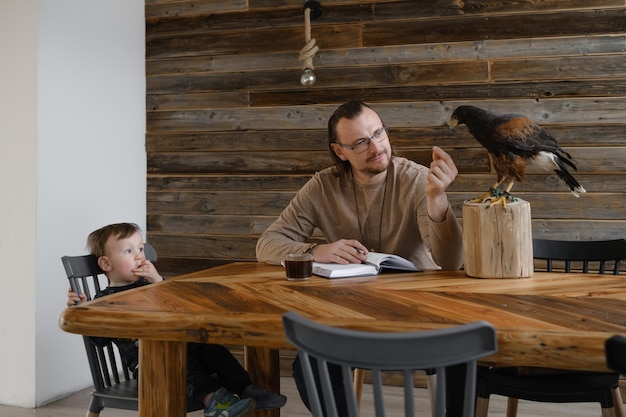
[{"xmin": 335, "ymin": 126, "xmax": 388, "ymax": 154}]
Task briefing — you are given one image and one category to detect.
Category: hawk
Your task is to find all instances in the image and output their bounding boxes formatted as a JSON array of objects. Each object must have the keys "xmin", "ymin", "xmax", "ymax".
[{"xmin": 448, "ymin": 105, "xmax": 586, "ymax": 208}]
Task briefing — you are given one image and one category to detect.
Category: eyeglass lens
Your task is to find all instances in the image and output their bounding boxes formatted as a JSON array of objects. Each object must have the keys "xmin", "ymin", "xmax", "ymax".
[{"xmin": 352, "ymin": 126, "xmax": 387, "ymax": 153}]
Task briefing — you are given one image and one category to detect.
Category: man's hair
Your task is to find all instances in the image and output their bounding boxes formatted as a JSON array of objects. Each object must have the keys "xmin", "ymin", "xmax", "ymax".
[
  {"xmin": 87, "ymin": 222, "xmax": 142, "ymax": 257},
  {"xmin": 327, "ymin": 101, "xmax": 392, "ymax": 177}
]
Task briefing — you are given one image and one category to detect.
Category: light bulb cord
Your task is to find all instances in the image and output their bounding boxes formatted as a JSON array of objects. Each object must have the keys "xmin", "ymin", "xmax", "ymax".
[{"xmin": 298, "ymin": 7, "xmax": 319, "ymax": 70}]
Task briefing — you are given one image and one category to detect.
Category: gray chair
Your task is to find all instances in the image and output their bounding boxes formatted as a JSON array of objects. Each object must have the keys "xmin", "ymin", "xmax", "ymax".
[
  {"xmin": 606, "ymin": 335, "xmax": 626, "ymax": 375},
  {"xmin": 62, "ymin": 243, "xmax": 202, "ymax": 417},
  {"xmin": 476, "ymin": 238, "xmax": 626, "ymax": 417},
  {"xmin": 533, "ymin": 238, "xmax": 625, "ymax": 274},
  {"xmin": 283, "ymin": 311, "xmax": 497, "ymax": 417}
]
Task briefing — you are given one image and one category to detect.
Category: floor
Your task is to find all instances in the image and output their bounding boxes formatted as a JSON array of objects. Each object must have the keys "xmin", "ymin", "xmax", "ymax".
[{"xmin": 0, "ymin": 377, "xmax": 604, "ymax": 417}]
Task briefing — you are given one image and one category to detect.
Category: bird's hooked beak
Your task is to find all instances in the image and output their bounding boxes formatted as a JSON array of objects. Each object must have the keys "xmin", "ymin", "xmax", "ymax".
[{"xmin": 448, "ymin": 115, "xmax": 459, "ymax": 130}]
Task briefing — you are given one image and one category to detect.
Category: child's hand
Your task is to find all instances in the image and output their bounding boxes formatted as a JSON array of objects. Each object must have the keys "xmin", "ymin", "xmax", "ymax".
[
  {"xmin": 133, "ymin": 260, "xmax": 163, "ymax": 283},
  {"xmin": 66, "ymin": 288, "xmax": 86, "ymax": 306}
]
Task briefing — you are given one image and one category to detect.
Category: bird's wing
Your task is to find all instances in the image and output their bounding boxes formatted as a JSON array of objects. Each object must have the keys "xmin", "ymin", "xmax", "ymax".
[
  {"xmin": 493, "ymin": 115, "xmax": 577, "ymax": 171},
  {"xmin": 492, "ymin": 116, "xmax": 557, "ymax": 154}
]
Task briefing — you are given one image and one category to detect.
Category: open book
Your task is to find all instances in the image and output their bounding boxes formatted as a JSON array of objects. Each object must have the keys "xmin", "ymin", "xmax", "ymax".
[{"xmin": 312, "ymin": 252, "xmax": 420, "ymax": 279}]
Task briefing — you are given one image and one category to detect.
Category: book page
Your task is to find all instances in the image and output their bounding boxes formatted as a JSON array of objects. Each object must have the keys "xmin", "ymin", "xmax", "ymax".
[
  {"xmin": 312, "ymin": 262, "xmax": 379, "ymax": 278},
  {"xmin": 365, "ymin": 252, "xmax": 419, "ymax": 271}
]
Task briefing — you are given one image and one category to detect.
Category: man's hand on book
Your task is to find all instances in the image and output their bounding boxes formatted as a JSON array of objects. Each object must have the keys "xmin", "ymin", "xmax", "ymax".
[{"xmin": 311, "ymin": 239, "xmax": 368, "ymax": 264}]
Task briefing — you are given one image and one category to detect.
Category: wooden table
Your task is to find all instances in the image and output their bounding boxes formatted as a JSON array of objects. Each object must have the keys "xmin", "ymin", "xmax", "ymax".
[{"xmin": 59, "ymin": 262, "xmax": 626, "ymax": 417}]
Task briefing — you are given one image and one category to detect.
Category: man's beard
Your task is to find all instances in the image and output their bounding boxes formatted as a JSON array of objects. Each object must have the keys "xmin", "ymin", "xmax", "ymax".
[{"xmin": 362, "ymin": 150, "xmax": 390, "ymax": 175}]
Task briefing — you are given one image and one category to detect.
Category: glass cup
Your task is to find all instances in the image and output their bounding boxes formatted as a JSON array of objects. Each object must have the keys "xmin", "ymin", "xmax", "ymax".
[{"xmin": 283, "ymin": 253, "xmax": 313, "ymax": 280}]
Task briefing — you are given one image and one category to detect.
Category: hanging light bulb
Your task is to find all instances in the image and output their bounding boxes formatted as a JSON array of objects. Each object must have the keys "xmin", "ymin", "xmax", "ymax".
[{"xmin": 300, "ymin": 68, "xmax": 316, "ymax": 87}]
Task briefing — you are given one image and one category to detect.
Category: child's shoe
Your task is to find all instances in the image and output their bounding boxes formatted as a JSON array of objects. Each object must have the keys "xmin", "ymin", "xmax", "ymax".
[
  {"xmin": 241, "ymin": 384, "xmax": 287, "ymax": 409},
  {"xmin": 204, "ymin": 387, "xmax": 256, "ymax": 417}
]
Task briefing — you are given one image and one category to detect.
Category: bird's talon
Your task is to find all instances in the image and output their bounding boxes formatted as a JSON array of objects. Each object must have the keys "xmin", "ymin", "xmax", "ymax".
[{"xmin": 490, "ymin": 198, "xmax": 505, "ymax": 209}]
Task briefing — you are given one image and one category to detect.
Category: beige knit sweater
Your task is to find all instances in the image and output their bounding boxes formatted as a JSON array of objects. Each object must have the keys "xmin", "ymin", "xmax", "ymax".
[{"xmin": 256, "ymin": 157, "xmax": 463, "ymax": 270}]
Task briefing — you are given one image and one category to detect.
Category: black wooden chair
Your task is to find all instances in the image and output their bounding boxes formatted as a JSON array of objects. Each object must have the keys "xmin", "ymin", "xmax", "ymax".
[
  {"xmin": 475, "ymin": 238, "xmax": 626, "ymax": 417},
  {"xmin": 606, "ymin": 335, "xmax": 626, "ymax": 375},
  {"xmin": 62, "ymin": 243, "xmax": 202, "ymax": 417},
  {"xmin": 283, "ymin": 311, "xmax": 497, "ymax": 417}
]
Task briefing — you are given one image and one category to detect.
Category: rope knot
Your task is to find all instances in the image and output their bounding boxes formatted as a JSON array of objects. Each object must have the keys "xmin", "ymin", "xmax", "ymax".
[{"xmin": 299, "ymin": 7, "xmax": 319, "ymax": 70}]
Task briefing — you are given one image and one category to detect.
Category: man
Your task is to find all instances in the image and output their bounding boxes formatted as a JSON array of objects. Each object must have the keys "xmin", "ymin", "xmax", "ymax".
[
  {"xmin": 256, "ymin": 100, "xmax": 463, "ymax": 270},
  {"xmin": 256, "ymin": 101, "xmax": 466, "ymax": 416}
]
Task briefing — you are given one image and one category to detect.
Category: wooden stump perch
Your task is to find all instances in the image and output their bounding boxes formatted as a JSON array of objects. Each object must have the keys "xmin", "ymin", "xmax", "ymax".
[{"xmin": 463, "ymin": 199, "xmax": 534, "ymax": 279}]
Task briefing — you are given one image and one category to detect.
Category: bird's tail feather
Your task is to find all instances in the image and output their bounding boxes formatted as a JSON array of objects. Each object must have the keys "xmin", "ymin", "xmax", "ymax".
[
  {"xmin": 554, "ymin": 148, "xmax": 578, "ymax": 171},
  {"xmin": 554, "ymin": 163, "xmax": 586, "ymax": 197}
]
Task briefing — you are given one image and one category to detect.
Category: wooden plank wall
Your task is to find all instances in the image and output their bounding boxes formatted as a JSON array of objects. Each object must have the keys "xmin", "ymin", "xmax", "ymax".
[{"xmin": 145, "ymin": 0, "xmax": 626, "ymax": 277}]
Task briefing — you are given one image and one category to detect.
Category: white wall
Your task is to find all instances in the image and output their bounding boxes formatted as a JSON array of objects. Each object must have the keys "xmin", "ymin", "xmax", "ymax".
[
  {"xmin": 0, "ymin": 0, "xmax": 39, "ymax": 407},
  {"xmin": 0, "ymin": 0, "xmax": 146, "ymax": 407}
]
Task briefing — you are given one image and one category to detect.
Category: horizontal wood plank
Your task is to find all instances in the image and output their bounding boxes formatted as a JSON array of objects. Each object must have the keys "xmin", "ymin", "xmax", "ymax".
[
  {"xmin": 492, "ymin": 55, "xmax": 626, "ymax": 82},
  {"xmin": 248, "ymin": 0, "xmax": 625, "ymax": 15},
  {"xmin": 147, "ymin": 91, "xmax": 249, "ymax": 111},
  {"xmin": 146, "ymin": 61, "xmax": 489, "ymax": 94},
  {"xmin": 147, "ymin": 99, "xmax": 626, "ymax": 132},
  {"xmin": 147, "ymin": 173, "xmax": 626, "ymax": 194},
  {"xmin": 146, "ymin": 124, "xmax": 626, "ymax": 152},
  {"xmin": 146, "ymin": 174, "xmax": 312, "ymax": 191},
  {"xmin": 147, "ymin": 35, "xmax": 626, "ymax": 75},
  {"xmin": 147, "ymin": 213, "xmax": 625, "ymax": 240},
  {"xmin": 147, "ymin": 233, "xmax": 258, "ymax": 259},
  {"xmin": 363, "ymin": 9, "xmax": 626, "ymax": 46},
  {"xmin": 145, "ymin": 0, "xmax": 247, "ymax": 19},
  {"xmin": 147, "ymin": 55, "xmax": 626, "ymax": 94},
  {"xmin": 250, "ymin": 80, "xmax": 626, "ymax": 107},
  {"xmin": 146, "ymin": 24, "xmax": 361, "ymax": 59},
  {"xmin": 147, "ymin": 147, "xmax": 626, "ymax": 175},
  {"xmin": 147, "ymin": 189, "xmax": 625, "ymax": 220}
]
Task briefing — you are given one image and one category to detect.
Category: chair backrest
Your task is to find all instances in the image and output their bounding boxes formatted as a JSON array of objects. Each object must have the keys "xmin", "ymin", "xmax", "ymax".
[
  {"xmin": 60, "ymin": 243, "xmax": 158, "ymax": 410},
  {"xmin": 283, "ymin": 311, "xmax": 497, "ymax": 417},
  {"xmin": 533, "ymin": 238, "xmax": 626, "ymax": 274},
  {"xmin": 606, "ymin": 335, "xmax": 626, "ymax": 375}
]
